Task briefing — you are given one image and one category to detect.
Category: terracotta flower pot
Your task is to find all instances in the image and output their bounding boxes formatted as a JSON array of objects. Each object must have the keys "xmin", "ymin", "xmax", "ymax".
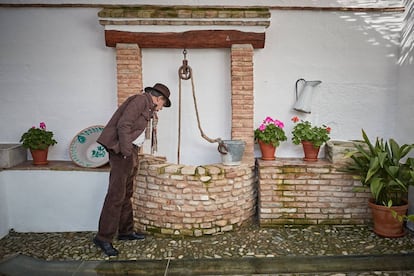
[
  {"xmin": 30, "ymin": 148, "xmax": 49, "ymax": 165},
  {"xmin": 301, "ymin": 141, "xmax": 320, "ymax": 161},
  {"xmin": 258, "ymin": 140, "xmax": 276, "ymax": 161},
  {"xmin": 368, "ymin": 198, "xmax": 408, "ymax": 238}
]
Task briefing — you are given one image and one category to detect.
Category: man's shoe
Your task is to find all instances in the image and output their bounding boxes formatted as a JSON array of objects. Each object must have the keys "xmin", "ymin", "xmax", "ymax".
[
  {"xmin": 118, "ymin": 232, "xmax": 145, "ymax": 240},
  {"xmin": 93, "ymin": 236, "xmax": 118, "ymax": 256}
]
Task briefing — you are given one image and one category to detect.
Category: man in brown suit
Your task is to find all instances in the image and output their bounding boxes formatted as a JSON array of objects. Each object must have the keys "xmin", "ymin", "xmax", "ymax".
[{"xmin": 93, "ymin": 83, "xmax": 171, "ymax": 256}]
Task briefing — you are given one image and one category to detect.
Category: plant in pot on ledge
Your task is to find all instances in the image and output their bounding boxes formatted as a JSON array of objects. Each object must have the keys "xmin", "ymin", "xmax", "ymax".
[
  {"xmin": 20, "ymin": 122, "xmax": 57, "ymax": 165},
  {"xmin": 344, "ymin": 129, "xmax": 414, "ymax": 238},
  {"xmin": 291, "ymin": 116, "xmax": 331, "ymax": 161},
  {"xmin": 254, "ymin": 116, "xmax": 287, "ymax": 160}
]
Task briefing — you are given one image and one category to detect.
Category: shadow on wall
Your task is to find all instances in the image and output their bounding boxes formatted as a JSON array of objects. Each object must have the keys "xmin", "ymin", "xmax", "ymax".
[
  {"xmin": 399, "ymin": 0, "xmax": 414, "ymax": 65},
  {"xmin": 338, "ymin": 8, "xmax": 403, "ymax": 61}
]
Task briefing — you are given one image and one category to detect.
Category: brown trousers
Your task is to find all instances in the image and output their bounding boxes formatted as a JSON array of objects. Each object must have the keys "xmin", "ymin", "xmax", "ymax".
[{"xmin": 96, "ymin": 147, "xmax": 138, "ymax": 242}]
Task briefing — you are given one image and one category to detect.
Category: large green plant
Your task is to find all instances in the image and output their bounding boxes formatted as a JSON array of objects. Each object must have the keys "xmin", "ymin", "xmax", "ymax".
[{"xmin": 345, "ymin": 129, "xmax": 414, "ymax": 207}]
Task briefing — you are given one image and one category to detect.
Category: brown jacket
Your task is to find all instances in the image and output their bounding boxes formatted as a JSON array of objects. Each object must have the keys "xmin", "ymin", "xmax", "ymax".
[{"xmin": 97, "ymin": 93, "xmax": 154, "ymax": 157}]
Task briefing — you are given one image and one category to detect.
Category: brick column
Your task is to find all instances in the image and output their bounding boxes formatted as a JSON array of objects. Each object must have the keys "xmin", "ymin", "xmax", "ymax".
[
  {"xmin": 231, "ymin": 44, "xmax": 254, "ymax": 166},
  {"xmin": 116, "ymin": 43, "xmax": 143, "ymax": 106}
]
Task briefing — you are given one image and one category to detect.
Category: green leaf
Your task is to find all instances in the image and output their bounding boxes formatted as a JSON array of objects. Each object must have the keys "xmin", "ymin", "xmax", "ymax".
[
  {"xmin": 361, "ymin": 129, "xmax": 375, "ymax": 153},
  {"xmin": 366, "ymin": 157, "xmax": 379, "ymax": 182},
  {"xmin": 386, "ymin": 166, "xmax": 399, "ymax": 178},
  {"xmin": 370, "ymin": 178, "xmax": 383, "ymax": 202},
  {"xmin": 407, "ymin": 214, "xmax": 414, "ymax": 222}
]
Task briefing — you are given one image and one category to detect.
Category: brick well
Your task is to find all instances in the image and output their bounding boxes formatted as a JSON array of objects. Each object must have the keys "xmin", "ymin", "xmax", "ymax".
[
  {"xmin": 111, "ymin": 17, "xmax": 372, "ymax": 235},
  {"xmin": 115, "ymin": 43, "xmax": 258, "ymax": 236},
  {"xmin": 133, "ymin": 155, "xmax": 256, "ymax": 236}
]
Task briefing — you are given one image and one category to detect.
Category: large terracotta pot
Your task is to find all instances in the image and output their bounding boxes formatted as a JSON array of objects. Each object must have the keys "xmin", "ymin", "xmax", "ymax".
[
  {"xmin": 258, "ymin": 140, "xmax": 276, "ymax": 161},
  {"xmin": 301, "ymin": 141, "xmax": 320, "ymax": 161},
  {"xmin": 407, "ymin": 185, "xmax": 414, "ymax": 231},
  {"xmin": 30, "ymin": 148, "xmax": 49, "ymax": 165},
  {"xmin": 368, "ymin": 198, "xmax": 408, "ymax": 238}
]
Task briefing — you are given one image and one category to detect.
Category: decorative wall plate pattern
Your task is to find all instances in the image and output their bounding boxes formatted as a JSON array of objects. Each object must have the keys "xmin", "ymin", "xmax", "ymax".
[{"xmin": 69, "ymin": 125, "xmax": 109, "ymax": 168}]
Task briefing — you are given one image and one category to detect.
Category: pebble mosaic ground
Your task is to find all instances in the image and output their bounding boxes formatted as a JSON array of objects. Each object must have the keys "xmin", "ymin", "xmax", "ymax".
[
  {"xmin": 1, "ymin": 224, "xmax": 414, "ymax": 275},
  {"xmin": 1, "ymin": 224, "xmax": 414, "ymax": 261}
]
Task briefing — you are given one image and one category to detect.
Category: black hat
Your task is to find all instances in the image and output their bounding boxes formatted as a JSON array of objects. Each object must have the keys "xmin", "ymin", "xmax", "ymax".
[{"xmin": 144, "ymin": 83, "xmax": 171, "ymax": 107}]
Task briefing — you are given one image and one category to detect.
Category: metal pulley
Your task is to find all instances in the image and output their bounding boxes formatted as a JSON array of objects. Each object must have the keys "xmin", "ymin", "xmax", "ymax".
[{"xmin": 178, "ymin": 49, "xmax": 191, "ymax": 80}]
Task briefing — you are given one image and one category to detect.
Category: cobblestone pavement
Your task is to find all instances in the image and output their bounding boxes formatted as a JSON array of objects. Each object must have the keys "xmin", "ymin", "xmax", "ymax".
[{"xmin": 1, "ymin": 224, "xmax": 414, "ymax": 275}]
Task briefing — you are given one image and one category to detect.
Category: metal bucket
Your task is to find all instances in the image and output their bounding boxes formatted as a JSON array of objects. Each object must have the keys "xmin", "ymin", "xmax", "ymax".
[{"xmin": 220, "ymin": 140, "xmax": 245, "ymax": 166}]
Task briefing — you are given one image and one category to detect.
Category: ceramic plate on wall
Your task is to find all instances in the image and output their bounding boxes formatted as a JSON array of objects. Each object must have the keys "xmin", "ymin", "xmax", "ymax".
[{"xmin": 69, "ymin": 125, "xmax": 109, "ymax": 168}]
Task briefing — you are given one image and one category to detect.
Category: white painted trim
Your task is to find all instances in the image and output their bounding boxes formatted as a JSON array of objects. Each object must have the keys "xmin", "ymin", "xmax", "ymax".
[{"xmin": 0, "ymin": 0, "xmax": 404, "ymax": 8}]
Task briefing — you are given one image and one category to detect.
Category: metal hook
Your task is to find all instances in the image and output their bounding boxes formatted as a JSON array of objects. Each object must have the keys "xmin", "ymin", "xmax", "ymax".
[
  {"xmin": 217, "ymin": 140, "xmax": 228, "ymax": 155},
  {"xmin": 295, "ymin": 78, "xmax": 306, "ymax": 100}
]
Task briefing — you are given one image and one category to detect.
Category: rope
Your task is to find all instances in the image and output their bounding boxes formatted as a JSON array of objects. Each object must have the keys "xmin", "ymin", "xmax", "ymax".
[
  {"xmin": 177, "ymin": 51, "xmax": 228, "ymax": 164},
  {"xmin": 177, "ymin": 75, "xmax": 182, "ymax": 163},
  {"xmin": 188, "ymin": 67, "xmax": 222, "ymax": 144}
]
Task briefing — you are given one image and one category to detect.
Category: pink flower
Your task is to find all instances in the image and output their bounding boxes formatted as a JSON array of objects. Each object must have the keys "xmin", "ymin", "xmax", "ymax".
[
  {"xmin": 259, "ymin": 124, "xmax": 266, "ymax": 131},
  {"xmin": 263, "ymin": 116, "xmax": 274, "ymax": 124},
  {"xmin": 274, "ymin": 120, "xmax": 284, "ymax": 128},
  {"xmin": 39, "ymin": 122, "xmax": 46, "ymax": 130},
  {"xmin": 291, "ymin": 116, "xmax": 300, "ymax": 123}
]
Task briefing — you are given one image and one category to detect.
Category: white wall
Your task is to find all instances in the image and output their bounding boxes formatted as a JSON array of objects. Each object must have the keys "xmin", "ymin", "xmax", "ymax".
[
  {"xmin": 0, "ymin": 8, "xmax": 117, "ymax": 161},
  {"xmin": 255, "ymin": 9, "xmax": 402, "ymax": 157},
  {"xmin": 1, "ymin": 170, "xmax": 108, "ymax": 233},
  {"xmin": 396, "ymin": 0, "xmax": 414, "ymax": 145},
  {"xmin": 0, "ymin": 1, "xmax": 412, "ymax": 237},
  {"xmin": 0, "ymin": 8, "xmax": 232, "ymax": 165},
  {"xmin": 141, "ymin": 49, "xmax": 231, "ymax": 165},
  {"xmin": 0, "ymin": 6, "xmax": 405, "ymax": 165},
  {"xmin": 0, "ymin": 0, "xmax": 405, "ymax": 8},
  {"xmin": 0, "ymin": 173, "xmax": 10, "ymax": 237}
]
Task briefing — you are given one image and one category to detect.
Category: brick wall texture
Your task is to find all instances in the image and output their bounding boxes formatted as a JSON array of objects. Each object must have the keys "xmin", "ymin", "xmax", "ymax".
[
  {"xmin": 231, "ymin": 44, "xmax": 254, "ymax": 166},
  {"xmin": 258, "ymin": 158, "xmax": 372, "ymax": 226},
  {"xmin": 132, "ymin": 155, "xmax": 256, "ymax": 236},
  {"xmin": 116, "ymin": 43, "xmax": 143, "ymax": 106}
]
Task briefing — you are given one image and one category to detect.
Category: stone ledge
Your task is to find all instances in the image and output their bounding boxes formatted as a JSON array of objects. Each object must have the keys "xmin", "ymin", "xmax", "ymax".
[
  {"xmin": 3, "ymin": 154, "xmax": 168, "ymax": 172},
  {"xmin": 3, "ymin": 160, "xmax": 110, "ymax": 172},
  {"xmin": 3, "ymin": 157, "xmax": 338, "ymax": 172},
  {"xmin": 257, "ymin": 157, "xmax": 334, "ymax": 167}
]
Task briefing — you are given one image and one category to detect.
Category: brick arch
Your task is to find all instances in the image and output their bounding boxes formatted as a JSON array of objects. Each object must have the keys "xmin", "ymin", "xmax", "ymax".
[{"xmin": 115, "ymin": 43, "xmax": 254, "ymax": 166}]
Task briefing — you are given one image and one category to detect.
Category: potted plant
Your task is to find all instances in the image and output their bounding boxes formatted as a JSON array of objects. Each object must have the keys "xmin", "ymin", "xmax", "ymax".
[
  {"xmin": 20, "ymin": 122, "xmax": 57, "ymax": 165},
  {"xmin": 254, "ymin": 116, "xmax": 287, "ymax": 160},
  {"xmin": 344, "ymin": 129, "xmax": 414, "ymax": 237},
  {"xmin": 291, "ymin": 116, "xmax": 331, "ymax": 161}
]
